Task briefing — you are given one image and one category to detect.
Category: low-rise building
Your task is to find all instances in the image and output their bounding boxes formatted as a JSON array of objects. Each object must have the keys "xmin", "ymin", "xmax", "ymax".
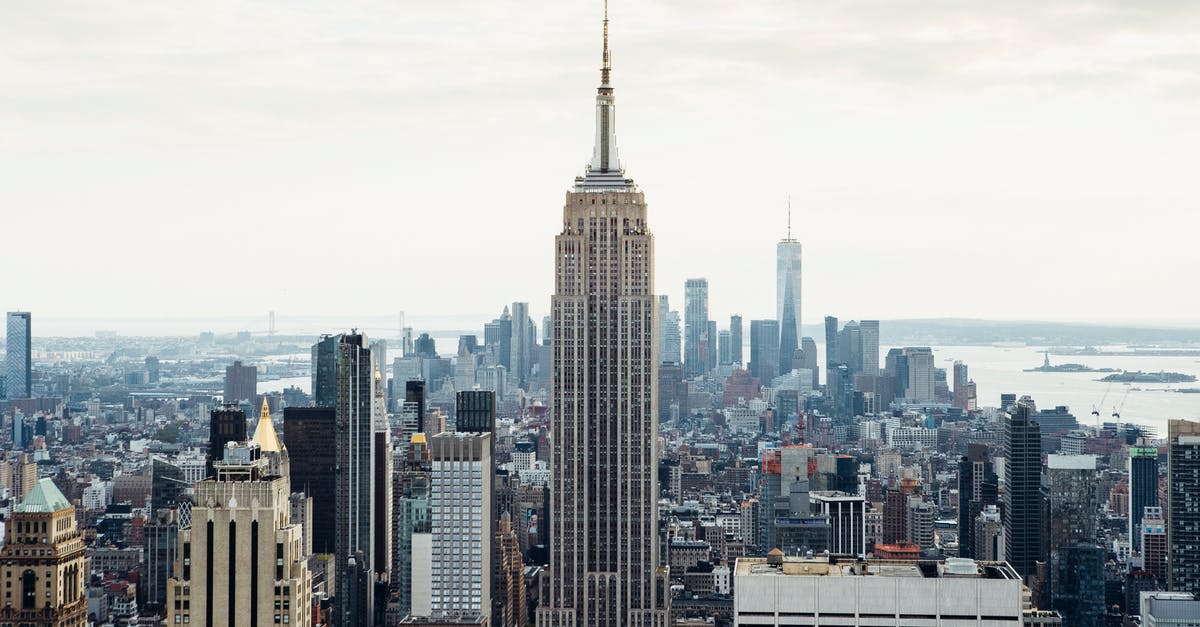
[{"xmin": 733, "ymin": 555, "xmax": 1023, "ymax": 626}]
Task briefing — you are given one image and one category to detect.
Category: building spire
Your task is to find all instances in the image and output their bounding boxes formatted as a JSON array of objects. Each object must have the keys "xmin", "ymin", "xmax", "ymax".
[
  {"xmin": 787, "ymin": 195, "xmax": 792, "ymax": 240},
  {"xmin": 577, "ymin": 0, "xmax": 633, "ymax": 190},
  {"xmin": 601, "ymin": 0, "xmax": 611, "ymax": 86}
]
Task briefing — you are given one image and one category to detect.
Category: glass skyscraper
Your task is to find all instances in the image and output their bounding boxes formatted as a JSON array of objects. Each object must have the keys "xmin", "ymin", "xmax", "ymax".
[
  {"xmin": 5, "ymin": 312, "xmax": 31, "ymax": 400},
  {"xmin": 776, "ymin": 233, "xmax": 802, "ymax": 378}
]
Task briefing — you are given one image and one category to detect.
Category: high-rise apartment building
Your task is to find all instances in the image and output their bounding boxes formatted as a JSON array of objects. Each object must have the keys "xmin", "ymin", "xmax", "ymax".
[
  {"xmin": 1004, "ymin": 402, "xmax": 1045, "ymax": 583},
  {"xmin": 283, "ymin": 406, "xmax": 337, "ymax": 554},
  {"xmin": 0, "ymin": 478, "xmax": 87, "ymax": 626},
  {"xmin": 539, "ymin": 7, "xmax": 668, "ymax": 624},
  {"xmin": 1129, "ymin": 446, "xmax": 1159, "ymax": 553},
  {"xmin": 684, "ymin": 278, "xmax": 710, "ymax": 378},
  {"xmin": 749, "ymin": 320, "xmax": 780, "ymax": 383},
  {"xmin": 167, "ymin": 442, "xmax": 312, "ymax": 627},
  {"xmin": 1141, "ymin": 506, "xmax": 1168, "ymax": 584},
  {"xmin": 223, "ymin": 360, "xmax": 257, "ymax": 405},
  {"xmin": 777, "ymin": 221, "xmax": 802, "ymax": 381},
  {"xmin": 429, "ymin": 432, "xmax": 493, "ymax": 621},
  {"xmin": 730, "ymin": 314, "xmax": 744, "ymax": 366},
  {"xmin": 1168, "ymin": 419, "xmax": 1200, "ymax": 594},
  {"xmin": 206, "ymin": 405, "xmax": 247, "ymax": 479},
  {"xmin": 5, "ymin": 311, "xmax": 32, "ymax": 400}
]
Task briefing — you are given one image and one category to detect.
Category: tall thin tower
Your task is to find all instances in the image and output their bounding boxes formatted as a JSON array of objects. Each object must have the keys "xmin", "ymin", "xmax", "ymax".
[
  {"xmin": 777, "ymin": 200, "xmax": 802, "ymax": 377},
  {"xmin": 539, "ymin": 3, "xmax": 668, "ymax": 625}
]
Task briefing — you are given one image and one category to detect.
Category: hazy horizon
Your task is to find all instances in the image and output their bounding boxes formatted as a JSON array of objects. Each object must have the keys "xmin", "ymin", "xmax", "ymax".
[{"xmin": 5, "ymin": 1, "xmax": 1200, "ymax": 325}]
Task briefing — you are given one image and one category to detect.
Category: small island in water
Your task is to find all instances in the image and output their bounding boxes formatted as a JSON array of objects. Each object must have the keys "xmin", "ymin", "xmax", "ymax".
[
  {"xmin": 1025, "ymin": 351, "xmax": 1120, "ymax": 373},
  {"xmin": 1098, "ymin": 371, "xmax": 1198, "ymax": 383}
]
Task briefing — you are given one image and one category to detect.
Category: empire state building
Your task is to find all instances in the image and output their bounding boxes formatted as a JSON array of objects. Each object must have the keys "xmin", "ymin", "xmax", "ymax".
[{"xmin": 537, "ymin": 4, "xmax": 669, "ymax": 626}]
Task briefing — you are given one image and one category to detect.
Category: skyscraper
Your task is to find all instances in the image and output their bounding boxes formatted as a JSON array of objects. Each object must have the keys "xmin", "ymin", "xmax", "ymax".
[
  {"xmin": 777, "ymin": 214, "xmax": 802, "ymax": 380},
  {"xmin": 223, "ymin": 360, "xmax": 257, "ymax": 405},
  {"xmin": 1046, "ymin": 454, "xmax": 1103, "ymax": 626},
  {"xmin": 5, "ymin": 311, "xmax": 31, "ymax": 400},
  {"xmin": 1004, "ymin": 402, "xmax": 1046, "ymax": 584},
  {"xmin": 539, "ymin": 6, "xmax": 668, "ymax": 624},
  {"xmin": 684, "ymin": 278, "xmax": 710, "ymax": 378},
  {"xmin": 510, "ymin": 302, "xmax": 534, "ymax": 389},
  {"xmin": 800, "ymin": 336, "xmax": 818, "ymax": 389},
  {"xmin": 1167, "ymin": 419, "xmax": 1200, "ymax": 594},
  {"xmin": 312, "ymin": 334, "xmax": 340, "ymax": 408},
  {"xmin": 824, "ymin": 316, "xmax": 839, "ymax": 387},
  {"xmin": 167, "ymin": 442, "xmax": 312, "ymax": 627},
  {"xmin": 749, "ymin": 319, "xmax": 780, "ymax": 383},
  {"xmin": 656, "ymin": 296, "xmax": 682, "ymax": 366},
  {"xmin": 334, "ymin": 332, "xmax": 383, "ymax": 625},
  {"xmin": 429, "ymin": 432, "xmax": 493, "ymax": 621},
  {"xmin": 730, "ymin": 314, "xmax": 744, "ymax": 366},
  {"xmin": 958, "ymin": 443, "xmax": 998, "ymax": 560},
  {"xmin": 207, "ymin": 404, "xmax": 247, "ymax": 478},
  {"xmin": 903, "ymin": 347, "xmax": 935, "ymax": 403},
  {"xmin": 283, "ymin": 406, "xmax": 337, "ymax": 554},
  {"xmin": 1129, "ymin": 446, "xmax": 1159, "ymax": 553},
  {"xmin": 456, "ymin": 389, "xmax": 497, "ymax": 434},
  {"xmin": 859, "ymin": 320, "xmax": 879, "ymax": 376}
]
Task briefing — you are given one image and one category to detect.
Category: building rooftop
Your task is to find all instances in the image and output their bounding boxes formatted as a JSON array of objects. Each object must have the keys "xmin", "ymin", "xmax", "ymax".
[
  {"xmin": 17, "ymin": 478, "xmax": 73, "ymax": 513},
  {"xmin": 735, "ymin": 556, "xmax": 1020, "ymax": 581}
]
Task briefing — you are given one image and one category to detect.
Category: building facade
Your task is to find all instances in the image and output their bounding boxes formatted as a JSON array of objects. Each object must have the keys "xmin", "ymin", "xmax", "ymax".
[
  {"xmin": 1168, "ymin": 419, "xmax": 1200, "ymax": 594},
  {"xmin": 0, "ymin": 478, "xmax": 87, "ymax": 627},
  {"xmin": 538, "ymin": 8, "xmax": 668, "ymax": 625},
  {"xmin": 1004, "ymin": 402, "xmax": 1044, "ymax": 583},
  {"xmin": 167, "ymin": 443, "xmax": 312, "ymax": 627},
  {"xmin": 429, "ymin": 432, "xmax": 493, "ymax": 620}
]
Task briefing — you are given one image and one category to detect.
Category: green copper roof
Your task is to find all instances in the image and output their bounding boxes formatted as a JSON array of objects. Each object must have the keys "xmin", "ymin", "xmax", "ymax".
[{"xmin": 16, "ymin": 478, "xmax": 72, "ymax": 513}]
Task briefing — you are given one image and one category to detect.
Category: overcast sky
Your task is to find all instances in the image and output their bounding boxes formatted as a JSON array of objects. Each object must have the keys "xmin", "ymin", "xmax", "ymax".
[{"xmin": 4, "ymin": 0, "xmax": 1200, "ymax": 335}]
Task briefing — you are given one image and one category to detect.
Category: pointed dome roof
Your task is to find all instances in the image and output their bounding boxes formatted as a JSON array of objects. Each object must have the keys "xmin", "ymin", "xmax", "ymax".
[
  {"xmin": 252, "ymin": 397, "xmax": 282, "ymax": 453},
  {"xmin": 17, "ymin": 478, "xmax": 72, "ymax": 513}
]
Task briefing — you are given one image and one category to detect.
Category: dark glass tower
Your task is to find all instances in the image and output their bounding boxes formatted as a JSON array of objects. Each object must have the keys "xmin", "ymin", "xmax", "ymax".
[
  {"xmin": 749, "ymin": 319, "xmax": 780, "ymax": 382},
  {"xmin": 312, "ymin": 334, "xmax": 340, "ymax": 408},
  {"xmin": 334, "ymin": 333, "xmax": 380, "ymax": 625},
  {"xmin": 957, "ymin": 443, "xmax": 998, "ymax": 559},
  {"xmin": 1129, "ymin": 446, "xmax": 1159, "ymax": 553},
  {"xmin": 284, "ymin": 406, "xmax": 337, "ymax": 554},
  {"xmin": 206, "ymin": 405, "xmax": 246, "ymax": 478},
  {"xmin": 1168, "ymin": 419, "xmax": 1200, "ymax": 594},
  {"xmin": 455, "ymin": 389, "xmax": 496, "ymax": 434},
  {"xmin": 1004, "ymin": 402, "xmax": 1046, "ymax": 583},
  {"xmin": 405, "ymin": 380, "xmax": 427, "ymax": 434}
]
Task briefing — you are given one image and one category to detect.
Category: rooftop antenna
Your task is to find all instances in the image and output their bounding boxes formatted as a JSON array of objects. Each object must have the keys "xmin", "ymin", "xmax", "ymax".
[
  {"xmin": 782, "ymin": 194, "xmax": 792, "ymax": 241},
  {"xmin": 601, "ymin": 0, "xmax": 611, "ymax": 86}
]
